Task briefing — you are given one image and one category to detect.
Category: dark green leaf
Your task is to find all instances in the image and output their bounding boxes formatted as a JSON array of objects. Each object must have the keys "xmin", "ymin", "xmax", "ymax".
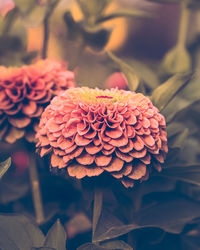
[
  {"xmin": 43, "ymin": 219, "xmax": 66, "ymax": 250},
  {"xmin": 97, "ymin": 9, "xmax": 152, "ymax": 23},
  {"xmin": 151, "ymin": 73, "xmax": 191, "ymax": 111},
  {"xmin": 107, "ymin": 51, "xmax": 139, "ymax": 91},
  {"xmin": 93, "ymin": 188, "xmax": 103, "ymax": 239},
  {"xmin": 101, "ymin": 240, "xmax": 133, "ymax": 250},
  {"xmin": 82, "ymin": 27, "xmax": 111, "ymax": 51},
  {"xmin": 0, "ymin": 228, "xmax": 19, "ymax": 250},
  {"xmin": 162, "ymin": 46, "xmax": 191, "ymax": 74},
  {"xmin": 158, "ymin": 164, "xmax": 200, "ymax": 185},
  {"xmin": 167, "ymin": 122, "xmax": 186, "ymax": 139},
  {"xmin": 77, "ymin": 243, "xmax": 107, "ymax": 250},
  {"xmin": 32, "ymin": 247, "xmax": 56, "ymax": 250},
  {"xmin": 76, "ymin": 0, "xmax": 111, "ymax": 20},
  {"xmin": 0, "ymin": 215, "xmax": 44, "ymax": 250},
  {"xmin": 148, "ymin": 0, "xmax": 179, "ymax": 3},
  {"xmin": 93, "ymin": 209, "xmax": 138, "ymax": 243},
  {"xmin": 133, "ymin": 197, "xmax": 200, "ymax": 233},
  {"xmin": 0, "ymin": 157, "xmax": 11, "ymax": 179},
  {"xmin": 162, "ymin": 75, "xmax": 200, "ymax": 122},
  {"xmin": 125, "ymin": 59, "xmax": 159, "ymax": 90},
  {"xmin": 168, "ymin": 128, "xmax": 189, "ymax": 150},
  {"xmin": 22, "ymin": 5, "xmax": 48, "ymax": 28},
  {"xmin": 181, "ymin": 236, "xmax": 200, "ymax": 250},
  {"xmin": 0, "ymin": 171, "xmax": 29, "ymax": 204}
]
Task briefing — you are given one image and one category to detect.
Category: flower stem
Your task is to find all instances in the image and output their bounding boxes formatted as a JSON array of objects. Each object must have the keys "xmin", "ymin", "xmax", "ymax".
[
  {"xmin": 29, "ymin": 153, "xmax": 44, "ymax": 224},
  {"xmin": 177, "ymin": 0, "xmax": 190, "ymax": 49},
  {"xmin": 69, "ymin": 40, "xmax": 86, "ymax": 70},
  {"xmin": 2, "ymin": 8, "xmax": 18, "ymax": 36},
  {"xmin": 42, "ymin": 0, "xmax": 58, "ymax": 59},
  {"xmin": 92, "ymin": 187, "xmax": 103, "ymax": 243}
]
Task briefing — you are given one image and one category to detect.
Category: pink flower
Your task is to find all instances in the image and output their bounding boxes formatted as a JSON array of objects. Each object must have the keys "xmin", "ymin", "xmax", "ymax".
[
  {"xmin": 104, "ymin": 72, "xmax": 128, "ymax": 90},
  {"xmin": 36, "ymin": 87, "xmax": 168, "ymax": 188},
  {"xmin": 0, "ymin": 0, "xmax": 15, "ymax": 17},
  {"xmin": 0, "ymin": 59, "xmax": 76, "ymax": 143}
]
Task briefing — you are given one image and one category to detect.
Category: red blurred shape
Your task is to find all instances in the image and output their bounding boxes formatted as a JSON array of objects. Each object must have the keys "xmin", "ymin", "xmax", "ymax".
[
  {"xmin": 0, "ymin": 0, "xmax": 15, "ymax": 17},
  {"xmin": 12, "ymin": 151, "xmax": 29, "ymax": 175},
  {"xmin": 104, "ymin": 72, "xmax": 128, "ymax": 90}
]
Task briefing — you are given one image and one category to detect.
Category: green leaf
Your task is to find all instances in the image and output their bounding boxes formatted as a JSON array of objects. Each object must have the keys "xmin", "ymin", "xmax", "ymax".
[
  {"xmin": 32, "ymin": 248, "xmax": 56, "ymax": 250},
  {"xmin": 0, "ymin": 215, "xmax": 44, "ymax": 250},
  {"xmin": 97, "ymin": 9, "xmax": 152, "ymax": 23},
  {"xmin": 32, "ymin": 247, "xmax": 56, "ymax": 250},
  {"xmin": 158, "ymin": 164, "xmax": 200, "ymax": 186},
  {"xmin": 148, "ymin": 0, "xmax": 179, "ymax": 3},
  {"xmin": 168, "ymin": 127, "xmax": 189, "ymax": 150},
  {"xmin": 162, "ymin": 74, "xmax": 200, "ymax": 122},
  {"xmin": 76, "ymin": 0, "xmax": 111, "ymax": 20},
  {"xmin": 101, "ymin": 240, "xmax": 133, "ymax": 250},
  {"xmin": 22, "ymin": 5, "xmax": 48, "ymax": 28},
  {"xmin": 15, "ymin": 0, "xmax": 36, "ymax": 13},
  {"xmin": 106, "ymin": 51, "xmax": 139, "ymax": 91},
  {"xmin": 181, "ymin": 236, "xmax": 200, "ymax": 250},
  {"xmin": 43, "ymin": 219, "xmax": 66, "ymax": 250},
  {"xmin": 0, "ymin": 157, "xmax": 11, "ymax": 179},
  {"xmin": 125, "ymin": 59, "xmax": 159, "ymax": 90},
  {"xmin": 162, "ymin": 46, "xmax": 191, "ymax": 74},
  {"xmin": 133, "ymin": 197, "xmax": 200, "ymax": 233},
  {"xmin": 93, "ymin": 188, "xmax": 103, "ymax": 239},
  {"xmin": 82, "ymin": 26, "xmax": 112, "ymax": 51},
  {"xmin": 167, "ymin": 122, "xmax": 186, "ymax": 139},
  {"xmin": 77, "ymin": 243, "xmax": 107, "ymax": 250},
  {"xmin": 93, "ymin": 209, "xmax": 138, "ymax": 243},
  {"xmin": 0, "ymin": 171, "xmax": 29, "ymax": 204},
  {"xmin": 151, "ymin": 73, "xmax": 191, "ymax": 111}
]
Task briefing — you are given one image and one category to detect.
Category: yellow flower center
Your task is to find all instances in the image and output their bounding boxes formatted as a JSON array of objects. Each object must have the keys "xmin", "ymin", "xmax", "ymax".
[{"xmin": 69, "ymin": 87, "xmax": 133, "ymax": 104}]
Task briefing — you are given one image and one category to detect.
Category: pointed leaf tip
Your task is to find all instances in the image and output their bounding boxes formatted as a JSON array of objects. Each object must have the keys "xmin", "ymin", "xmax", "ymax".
[
  {"xmin": 150, "ymin": 73, "xmax": 192, "ymax": 111},
  {"xmin": 0, "ymin": 157, "xmax": 11, "ymax": 179},
  {"xmin": 44, "ymin": 219, "xmax": 66, "ymax": 250}
]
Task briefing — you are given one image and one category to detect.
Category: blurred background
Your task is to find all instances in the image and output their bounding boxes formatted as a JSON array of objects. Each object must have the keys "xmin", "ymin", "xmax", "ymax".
[{"xmin": 1, "ymin": 0, "xmax": 200, "ymax": 249}]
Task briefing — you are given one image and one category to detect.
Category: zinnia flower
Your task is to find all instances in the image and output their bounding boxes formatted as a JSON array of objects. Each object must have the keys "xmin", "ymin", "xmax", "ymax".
[
  {"xmin": 36, "ymin": 87, "xmax": 168, "ymax": 188},
  {"xmin": 0, "ymin": 59, "xmax": 75, "ymax": 143}
]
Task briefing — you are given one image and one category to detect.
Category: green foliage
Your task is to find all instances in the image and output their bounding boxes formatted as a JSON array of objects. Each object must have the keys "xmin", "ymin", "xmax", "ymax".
[
  {"xmin": 162, "ymin": 46, "xmax": 191, "ymax": 75},
  {"xmin": 0, "ymin": 216, "xmax": 67, "ymax": 250},
  {"xmin": 77, "ymin": 243, "xmax": 107, "ymax": 250},
  {"xmin": 151, "ymin": 73, "xmax": 191, "ymax": 111},
  {"xmin": 0, "ymin": 215, "xmax": 45, "ymax": 250},
  {"xmin": 43, "ymin": 220, "xmax": 66, "ymax": 250},
  {"xmin": 101, "ymin": 240, "xmax": 133, "ymax": 250},
  {"xmin": 92, "ymin": 189, "xmax": 103, "ymax": 240}
]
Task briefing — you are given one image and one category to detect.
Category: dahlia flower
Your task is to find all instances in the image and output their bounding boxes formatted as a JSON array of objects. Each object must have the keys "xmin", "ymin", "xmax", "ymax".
[
  {"xmin": 36, "ymin": 87, "xmax": 168, "ymax": 188},
  {"xmin": 0, "ymin": 59, "xmax": 75, "ymax": 143}
]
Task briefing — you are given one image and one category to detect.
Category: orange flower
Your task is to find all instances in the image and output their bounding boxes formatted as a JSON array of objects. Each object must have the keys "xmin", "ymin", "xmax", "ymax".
[
  {"xmin": 36, "ymin": 87, "xmax": 168, "ymax": 188},
  {"xmin": 0, "ymin": 59, "xmax": 76, "ymax": 143}
]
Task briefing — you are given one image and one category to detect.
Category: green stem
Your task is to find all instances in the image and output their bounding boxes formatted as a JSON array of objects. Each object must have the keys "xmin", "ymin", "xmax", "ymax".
[
  {"xmin": 92, "ymin": 187, "xmax": 103, "ymax": 243},
  {"xmin": 177, "ymin": 0, "xmax": 190, "ymax": 49},
  {"xmin": 29, "ymin": 153, "xmax": 44, "ymax": 224},
  {"xmin": 68, "ymin": 40, "xmax": 86, "ymax": 70},
  {"xmin": 2, "ymin": 8, "xmax": 18, "ymax": 36},
  {"xmin": 42, "ymin": 0, "xmax": 58, "ymax": 59}
]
